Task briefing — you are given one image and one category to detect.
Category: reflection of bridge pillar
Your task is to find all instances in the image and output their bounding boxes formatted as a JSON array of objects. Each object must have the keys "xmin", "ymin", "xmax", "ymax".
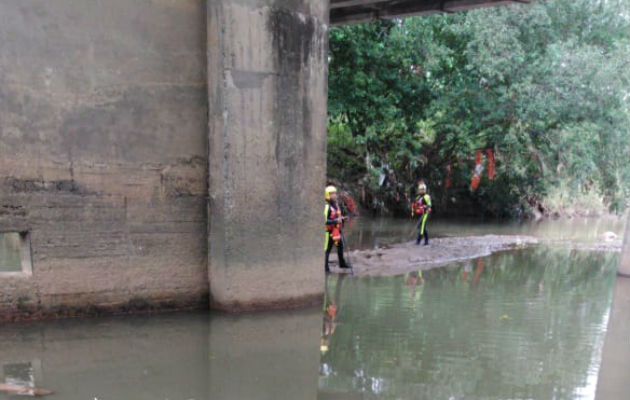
[
  {"xmin": 207, "ymin": 1, "xmax": 328, "ymax": 310},
  {"xmin": 209, "ymin": 309, "xmax": 321, "ymax": 399},
  {"xmin": 595, "ymin": 277, "xmax": 630, "ymax": 399}
]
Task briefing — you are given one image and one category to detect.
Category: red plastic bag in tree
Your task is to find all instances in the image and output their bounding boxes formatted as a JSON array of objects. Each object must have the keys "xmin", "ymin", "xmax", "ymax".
[
  {"xmin": 445, "ymin": 164, "xmax": 452, "ymax": 189},
  {"xmin": 470, "ymin": 150, "xmax": 484, "ymax": 191},
  {"xmin": 339, "ymin": 191, "xmax": 359, "ymax": 216}
]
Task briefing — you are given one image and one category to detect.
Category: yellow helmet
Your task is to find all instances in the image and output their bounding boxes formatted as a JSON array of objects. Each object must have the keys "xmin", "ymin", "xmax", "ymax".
[
  {"xmin": 325, "ymin": 185, "xmax": 337, "ymax": 200},
  {"xmin": 320, "ymin": 337, "xmax": 329, "ymax": 354}
]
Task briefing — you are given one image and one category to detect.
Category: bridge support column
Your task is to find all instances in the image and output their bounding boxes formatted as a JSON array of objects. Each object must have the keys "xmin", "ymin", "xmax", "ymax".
[
  {"xmin": 618, "ymin": 213, "xmax": 630, "ymax": 277},
  {"xmin": 595, "ymin": 276, "xmax": 630, "ymax": 399},
  {"xmin": 207, "ymin": 1, "xmax": 328, "ymax": 310}
]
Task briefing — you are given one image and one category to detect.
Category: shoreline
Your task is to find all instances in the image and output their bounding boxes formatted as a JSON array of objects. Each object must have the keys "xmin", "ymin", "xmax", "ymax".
[{"xmin": 329, "ymin": 234, "xmax": 622, "ymax": 276}]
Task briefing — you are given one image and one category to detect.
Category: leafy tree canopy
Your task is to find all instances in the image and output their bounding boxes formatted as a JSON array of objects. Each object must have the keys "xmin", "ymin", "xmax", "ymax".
[{"xmin": 327, "ymin": 0, "xmax": 630, "ymax": 217}]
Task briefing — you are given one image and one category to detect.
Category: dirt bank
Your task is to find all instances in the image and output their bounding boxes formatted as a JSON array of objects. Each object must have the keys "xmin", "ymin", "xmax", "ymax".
[{"xmin": 329, "ymin": 234, "xmax": 622, "ymax": 276}]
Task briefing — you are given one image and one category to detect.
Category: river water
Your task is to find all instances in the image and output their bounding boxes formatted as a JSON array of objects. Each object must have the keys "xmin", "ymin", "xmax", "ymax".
[
  {"xmin": 319, "ymin": 248, "xmax": 617, "ymax": 400},
  {"xmin": 0, "ymin": 217, "xmax": 624, "ymax": 400}
]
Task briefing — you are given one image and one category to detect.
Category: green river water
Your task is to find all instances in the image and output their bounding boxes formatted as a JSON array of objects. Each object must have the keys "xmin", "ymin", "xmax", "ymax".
[{"xmin": 0, "ymin": 217, "xmax": 624, "ymax": 399}]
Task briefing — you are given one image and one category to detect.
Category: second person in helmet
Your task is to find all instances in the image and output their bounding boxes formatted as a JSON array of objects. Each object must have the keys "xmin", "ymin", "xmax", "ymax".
[{"xmin": 325, "ymin": 185, "xmax": 352, "ymax": 273}]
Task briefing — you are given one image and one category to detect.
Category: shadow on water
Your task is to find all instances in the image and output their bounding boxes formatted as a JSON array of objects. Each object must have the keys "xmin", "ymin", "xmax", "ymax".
[
  {"xmin": 0, "ymin": 313, "xmax": 211, "ymax": 400},
  {"xmin": 318, "ymin": 246, "xmax": 618, "ymax": 400},
  {"xmin": 0, "ymin": 308, "xmax": 322, "ymax": 400}
]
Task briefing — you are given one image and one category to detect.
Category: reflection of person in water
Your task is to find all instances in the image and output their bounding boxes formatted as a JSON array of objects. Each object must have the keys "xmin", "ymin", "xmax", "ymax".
[
  {"xmin": 321, "ymin": 274, "xmax": 346, "ymax": 354},
  {"xmin": 404, "ymin": 269, "xmax": 425, "ymax": 299}
]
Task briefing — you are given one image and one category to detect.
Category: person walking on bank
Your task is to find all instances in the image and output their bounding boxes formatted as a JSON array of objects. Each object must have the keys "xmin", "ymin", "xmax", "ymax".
[
  {"xmin": 412, "ymin": 181, "xmax": 432, "ymax": 245},
  {"xmin": 325, "ymin": 185, "xmax": 351, "ymax": 273}
]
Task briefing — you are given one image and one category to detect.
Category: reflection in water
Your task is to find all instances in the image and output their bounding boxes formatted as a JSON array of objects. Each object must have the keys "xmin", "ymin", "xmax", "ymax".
[
  {"xmin": 0, "ymin": 309, "xmax": 321, "ymax": 400},
  {"xmin": 0, "ymin": 231, "xmax": 621, "ymax": 400},
  {"xmin": 403, "ymin": 270, "xmax": 424, "ymax": 300},
  {"xmin": 460, "ymin": 258, "xmax": 484, "ymax": 284},
  {"xmin": 321, "ymin": 275, "xmax": 347, "ymax": 355},
  {"xmin": 0, "ymin": 313, "xmax": 210, "ymax": 400},
  {"xmin": 319, "ymin": 247, "xmax": 618, "ymax": 400},
  {"xmin": 0, "ymin": 362, "xmax": 54, "ymax": 395},
  {"xmin": 209, "ymin": 309, "xmax": 321, "ymax": 400},
  {"xmin": 3, "ymin": 362, "xmax": 36, "ymax": 388}
]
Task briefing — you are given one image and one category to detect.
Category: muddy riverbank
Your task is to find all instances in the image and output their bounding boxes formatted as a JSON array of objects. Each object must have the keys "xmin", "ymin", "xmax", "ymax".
[{"xmin": 329, "ymin": 234, "xmax": 622, "ymax": 276}]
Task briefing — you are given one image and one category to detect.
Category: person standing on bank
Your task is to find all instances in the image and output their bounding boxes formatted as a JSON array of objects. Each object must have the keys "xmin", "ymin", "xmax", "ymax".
[
  {"xmin": 325, "ymin": 185, "xmax": 351, "ymax": 273},
  {"xmin": 412, "ymin": 181, "xmax": 432, "ymax": 245}
]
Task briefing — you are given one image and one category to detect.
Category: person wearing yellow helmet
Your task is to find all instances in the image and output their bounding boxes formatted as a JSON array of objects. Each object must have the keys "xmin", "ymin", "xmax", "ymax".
[
  {"xmin": 325, "ymin": 185, "xmax": 351, "ymax": 273},
  {"xmin": 411, "ymin": 180, "xmax": 432, "ymax": 245}
]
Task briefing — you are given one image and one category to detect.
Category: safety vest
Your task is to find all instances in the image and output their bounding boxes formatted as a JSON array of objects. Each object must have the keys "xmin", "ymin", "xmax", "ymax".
[
  {"xmin": 413, "ymin": 194, "xmax": 431, "ymax": 216},
  {"xmin": 325, "ymin": 204, "xmax": 342, "ymax": 243}
]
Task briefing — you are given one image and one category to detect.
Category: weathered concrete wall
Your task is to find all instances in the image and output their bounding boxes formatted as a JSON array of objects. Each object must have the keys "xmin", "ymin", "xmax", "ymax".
[
  {"xmin": 207, "ymin": 0, "xmax": 328, "ymax": 310},
  {"xmin": 618, "ymin": 213, "xmax": 630, "ymax": 276},
  {"xmin": 0, "ymin": 0, "xmax": 209, "ymax": 320}
]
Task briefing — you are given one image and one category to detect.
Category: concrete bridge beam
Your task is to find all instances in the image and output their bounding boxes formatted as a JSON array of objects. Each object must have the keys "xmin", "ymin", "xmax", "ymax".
[{"xmin": 207, "ymin": 0, "xmax": 329, "ymax": 311}]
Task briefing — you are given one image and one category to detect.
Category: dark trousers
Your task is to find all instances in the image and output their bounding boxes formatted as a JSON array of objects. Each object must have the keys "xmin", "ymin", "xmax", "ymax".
[
  {"xmin": 416, "ymin": 213, "xmax": 430, "ymax": 245},
  {"xmin": 325, "ymin": 234, "xmax": 348, "ymax": 271}
]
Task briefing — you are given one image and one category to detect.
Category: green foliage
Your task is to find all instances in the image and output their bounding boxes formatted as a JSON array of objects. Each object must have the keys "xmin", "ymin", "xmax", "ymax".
[{"xmin": 327, "ymin": 0, "xmax": 630, "ymax": 217}]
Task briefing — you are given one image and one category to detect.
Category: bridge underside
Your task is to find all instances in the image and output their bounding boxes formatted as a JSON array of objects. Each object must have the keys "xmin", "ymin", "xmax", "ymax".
[{"xmin": 331, "ymin": 0, "xmax": 534, "ymax": 25}]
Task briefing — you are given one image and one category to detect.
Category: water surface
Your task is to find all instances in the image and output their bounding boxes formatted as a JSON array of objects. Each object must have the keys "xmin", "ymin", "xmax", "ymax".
[
  {"xmin": 319, "ymin": 247, "xmax": 618, "ymax": 400},
  {"xmin": 0, "ymin": 218, "xmax": 622, "ymax": 399}
]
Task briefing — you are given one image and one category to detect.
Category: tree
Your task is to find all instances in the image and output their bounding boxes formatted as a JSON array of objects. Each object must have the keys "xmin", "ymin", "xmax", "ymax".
[{"xmin": 327, "ymin": 0, "xmax": 630, "ymax": 217}]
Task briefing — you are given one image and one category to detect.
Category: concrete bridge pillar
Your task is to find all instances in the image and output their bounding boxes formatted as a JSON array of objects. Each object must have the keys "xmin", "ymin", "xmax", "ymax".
[
  {"xmin": 618, "ymin": 213, "xmax": 630, "ymax": 277},
  {"xmin": 207, "ymin": 1, "xmax": 328, "ymax": 310}
]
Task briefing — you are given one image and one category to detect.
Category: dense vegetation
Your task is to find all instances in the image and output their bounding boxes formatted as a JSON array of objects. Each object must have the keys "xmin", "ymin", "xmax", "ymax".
[{"xmin": 327, "ymin": 0, "xmax": 630, "ymax": 218}]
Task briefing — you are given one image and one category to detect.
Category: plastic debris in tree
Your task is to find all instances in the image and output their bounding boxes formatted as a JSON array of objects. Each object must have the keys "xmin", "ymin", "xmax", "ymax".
[
  {"xmin": 339, "ymin": 191, "xmax": 359, "ymax": 216},
  {"xmin": 470, "ymin": 148, "xmax": 496, "ymax": 191},
  {"xmin": 486, "ymin": 149, "xmax": 495, "ymax": 180},
  {"xmin": 470, "ymin": 150, "xmax": 484, "ymax": 191}
]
